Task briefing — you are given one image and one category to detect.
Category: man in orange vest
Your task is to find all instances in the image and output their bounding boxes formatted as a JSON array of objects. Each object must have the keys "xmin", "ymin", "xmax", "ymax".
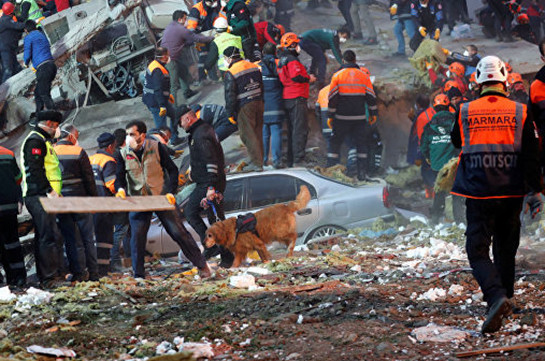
[
  {"xmin": 451, "ymin": 55, "xmax": 542, "ymax": 334},
  {"xmin": 327, "ymin": 50, "xmax": 377, "ymax": 180},
  {"xmin": 142, "ymin": 47, "xmax": 182, "ymax": 146},
  {"xmin": 223, "ymin": 45, "xmax": 264, "ymax": 171}
]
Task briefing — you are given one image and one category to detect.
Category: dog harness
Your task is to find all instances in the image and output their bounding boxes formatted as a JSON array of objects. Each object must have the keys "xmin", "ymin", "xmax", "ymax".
[{"xmin": 236, "ymin": 213, "xmax": 259, "ymax": 238}]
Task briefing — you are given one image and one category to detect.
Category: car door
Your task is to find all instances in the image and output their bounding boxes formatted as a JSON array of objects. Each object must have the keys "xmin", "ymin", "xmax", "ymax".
[{"xmin": 246, "ymin": 174, "xmax": 319, "ymax": 238}]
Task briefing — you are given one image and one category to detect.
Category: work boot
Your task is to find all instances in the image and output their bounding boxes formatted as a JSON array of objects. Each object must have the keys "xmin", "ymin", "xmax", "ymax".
[
  {"xmin": 202, "ymin": 245, "xmax": 221, "ymax": 260},
  {"xmin": 41, "ymin": 278, "xmax": 71, "ymax": 290},
  {"xmin": 352, "ymin": 32, "xmax": 363, "ymax": 40},
  {"xmin": 219, "ymin": 247, "xmax": 234, "ymax": 269},
  {"xmin": 198, "ymin": 263, "xmax": 212, "ymax": 279},
  {"xmin": 88, "ymin": 273, "xmax": 101, "ymax": 282},
  {"xmin": 362, "ymin": 37, "xmax": 378, "ymax": 45},
  {"xmin": 482, "ymin": 296, "xmax": 512, "ymax": 334}
]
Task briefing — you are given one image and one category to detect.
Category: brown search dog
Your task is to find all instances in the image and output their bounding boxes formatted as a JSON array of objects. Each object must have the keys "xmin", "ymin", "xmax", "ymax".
[{"xmin": 205, "ymin": 186, "xmax": 311, "ymax": 267}]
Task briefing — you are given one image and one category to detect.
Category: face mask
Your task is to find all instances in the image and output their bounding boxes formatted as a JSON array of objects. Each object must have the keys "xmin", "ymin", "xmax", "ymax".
[
  {"xmin": 221, "ymin": 0, "xmax": 227, "ymax": 7},
  {"xmin": 223, "ymin": 58, "xmax": 230, "ymax": 69},
  {"xmin": 212, "ymin": 1, "xmax": 218, "ymax": 7},
  {"xmin": 463, "ymin": 50, "xmax": 470, "ymax": 57},
  {"xmin": 126, "ymin": 135, "xmax": 142, "ymax": 150},
  {"xmin": 295, "ymin": 45, "xmax": 301, "ymax": 54},
  {"xmin": 446, "ymin": 70, "xmax": 451, "ymax": 78},
  {"xmin": 339, "ymin": 37, "xmax": 347, "ymax": 43}
]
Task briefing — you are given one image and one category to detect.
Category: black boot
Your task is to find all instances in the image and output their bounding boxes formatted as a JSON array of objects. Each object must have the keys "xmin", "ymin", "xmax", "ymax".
[
  {"xmin": 357, "ymin": 158, "xmax": 368, "ymax": 181},
  {"xmin": 218, "ymin": 246, "xmax": 234, "ymax": 268},
  {"xmin": 202, "ymin": 245, "xmax": 221, "ymax": 259}
]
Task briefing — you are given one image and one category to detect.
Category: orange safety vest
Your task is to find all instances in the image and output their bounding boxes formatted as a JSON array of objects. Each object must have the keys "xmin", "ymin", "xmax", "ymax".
[
  {"xmin": 89, "ymin": 152, "xmax": 116, "ymax": 195},
  {"xmin": 316, "ymin": 85, "xmax": 331, "ymax": 136},
  {"xmin": 451, "ymin": 95, "xmax": 527, "ymax": 199},
  {"xmin": 227, "ymin": 59, "xmax": 263, "ymax": 104},
  {"xmin": 416, "ymin": 107, "xmax": 436, "ymax": 143},
  {"xmin": 147, "ymin": 60, "xmax": 169, "ymax": 76},
  {"xmin": 328, "ymin": 65, "xmax": 375, "ymax": 122}
]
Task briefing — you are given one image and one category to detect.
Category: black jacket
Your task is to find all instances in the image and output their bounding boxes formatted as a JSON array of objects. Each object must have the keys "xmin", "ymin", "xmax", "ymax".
[
  {"xmin": 223, "ymin": 58, "xmax": 263, "ymax": 118},
  {"xmin": 54, "ymin": 140, "xmax": 97, "ymax": 197},
  {"xmin": 22, "ymin": 127, "xmax": 54, "ymax": 197},
  {"xmin": 142, "ymin": 61, "xmax": 170, "ymax": 109},
  {"xmin": 0, "ymin": 14, "xmax": 25, "ymax": 51},
  {"xmin": 0, "ymin": 146, "xmax": 22, "ymax": 216},
  {"xmin": 187, "ymin": 119, "xmax": 226, "ymax": 192}
]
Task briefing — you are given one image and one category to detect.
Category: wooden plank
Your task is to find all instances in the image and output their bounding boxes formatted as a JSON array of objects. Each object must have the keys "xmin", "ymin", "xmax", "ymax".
[
  {"xmin": 40, "ymin": 196, "xmax": 175, "ymax": 214},
  {"xmin": 456, "ymin": 342, "xmax": 545, "ymax": 358}
]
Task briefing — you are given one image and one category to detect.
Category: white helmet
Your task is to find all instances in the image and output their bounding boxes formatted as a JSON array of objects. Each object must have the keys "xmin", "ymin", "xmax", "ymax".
[
  {"xmin": 213, "ymin": 17, "xmax": 228, "ymax": 31},
  {"xmin": 475, "ymin": 55, "xmax": 508, "ymax": 84}
]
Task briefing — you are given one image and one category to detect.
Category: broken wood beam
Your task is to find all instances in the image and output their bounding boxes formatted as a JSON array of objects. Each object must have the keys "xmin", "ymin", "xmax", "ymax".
[
  {"xmin": 40, "ymin": 196, "xmax": 175, "ymax": 214},
  {"xmin": 456, "ymin": 342, "xmax": 545, "ymax": 358}
]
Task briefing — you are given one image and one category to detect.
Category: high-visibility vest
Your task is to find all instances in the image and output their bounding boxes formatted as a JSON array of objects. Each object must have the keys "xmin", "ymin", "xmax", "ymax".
[
  {"xmin": 328, "ymin": 65, "xmax": 375, "ymax": 122},
  {"xmin": 316, "ymin": 85, "xmax": 330, "ymax": 136},
  {"xmin": 21, "ymin": 130, "xmax": 62, "ymax": 196},
  {"xmin": 143, "ymin": 60, "xmax": 170, "ymax": 97},
  {"xmin": 89, "ymin": 151, "xmax": 116, "ymax": 196},
  {"xmin": 23, "ymin": 0, "xmax": 44, "ymax": 21},
  {"xmin": 451, "ymin": 95, "xmax": 527, "ymax": 199},
  {"xmin": 214, "ymin": 32, "xmax": 244, "ymax": 71},
  {"xmin": 227, "ymin": 59, "xmax": 262, "ymax": 105},
  {"xmin": 416, "ymin": 107, "xmax": 436, "ymax": 143}
]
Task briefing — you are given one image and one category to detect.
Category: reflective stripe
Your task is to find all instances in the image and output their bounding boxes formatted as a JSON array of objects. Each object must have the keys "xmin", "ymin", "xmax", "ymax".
[
  {"xmin": 232, "ymin": 67, "xmax": 260, "ymax": 79},
  {"xmin": 95, "ymin": 180, "xmax": 105, "ymax": 186},
  {"xmin": 264, "ymin": 110, "xmax": 284, "ymax": 116},
  {"xmin": 0, "ymin": 154, "xmax": 14, "ymax": 160},
  {"xmin": 4, "ymin": 241, "xmax": 21, "ymax": 250},
  {"xmin": 336, "ymin": 114, "xmax": 367, "ymax": 121},
  {"xmin": 97, "ymin": 259, "xmax": 110, "ymax": 265},
  {"xmin": 57, "ymin": 154, "xmax": 80, "ymax": 160},
  {"xmin": 62, "ymin": 179, "xmax": 82, "ymax": 185},
  {"xmin": 357, "ymin": 153, "xmax": 368, "ymax": 158},
  {"xmin": 513, "ymin": 103, "xmax": 523, "ymax": 152},
  {"xmin": 322, "ymin": 129, "xmax": 332, "ymax": 134},
  {"xmin": 237, "ymin": 88, "xmax": 262, "ymax": 99},
  {"xmin": 9, "ymin": 262, "xmax": 25, "ymax": 269},
  {"xmin": 0, "ymin": 203, "xmax": 17, "ymax": 211},
  {"xmin": 327, "ymin": 153, "xmax": 339, "ymax": 158},
  {"xmin": 97, "ymin": 243, "xmax": 113, "ymax": 249},
  {"xmin": 104, "ymin": 175, "xmax": 116, "ymax": 183}
]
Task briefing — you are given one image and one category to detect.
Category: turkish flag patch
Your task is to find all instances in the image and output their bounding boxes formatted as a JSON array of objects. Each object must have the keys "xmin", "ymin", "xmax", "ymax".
[
  {"xmin": 239, "ymin": 9, "xmax": 245, "ymax": 14},
  {"xmin": 32, "ymin": 148, "xmax": 42, "ymax": 155},
  {"xmin": 126, "ymin": 155, "xmax": 135, "ymax": 160}
]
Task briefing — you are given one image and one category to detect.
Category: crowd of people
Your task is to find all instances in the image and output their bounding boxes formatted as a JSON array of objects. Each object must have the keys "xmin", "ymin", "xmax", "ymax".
[{"xmin": 2, "ymin": 0, "xmax": 545, "ymax": 337}]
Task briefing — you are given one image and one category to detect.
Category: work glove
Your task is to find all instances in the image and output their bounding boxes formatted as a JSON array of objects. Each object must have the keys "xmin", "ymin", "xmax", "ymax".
[
  {"xmin": 47, "ymin": 190, "xmax": 59, "ymax": 198},
  {"xmin": 369, "ymin": 115, "xmax": 378, "ymax": 126},
  {"xmin": 159, "ymin": 107, "xmax": 167, "ymax": 117},
  {"xmin": 434, "ymin": 28, "xmax": 441, "ymax": 40},
  {"xmin": 419, "ymin": 26, "xmax": 427, "ymax": 37},
  {"xmin": 525, "ymin": 192, "xmax": 542, "ymax": 219},
  {"xmin": 173, "ymin": 149, "xmax": 184, "ymax": 159},
  {"xmin": 168, "ymin": 94, "xmax": 175, "ymax": 104},
  {"xmin": 327, "ymin": 118, "xmax": 333, "ymax": 129},
  {"xmin": 165, "ymin": 193, "xmax": 176, "ymax": 205},
  {"xmin": 178, "ymin": 172, "xmax": 187, "ymax": 186},
  {"xmin": 115, "ymin": 188, "xmax": 126, "ymax": 199},
  {"xmin": 390, "ymin": 4, "xmax": 397, "ymax": 16},
  {"xmin": 442, "ymin": 48, "xmax": 451, "ymax": 56},
  {"xmin": 425, "ymin": 61, "xmax": 433, "ymax": 70},
  {"xmin": 228, "ymin": 116, "xmax": 237, "ymax": 125}
]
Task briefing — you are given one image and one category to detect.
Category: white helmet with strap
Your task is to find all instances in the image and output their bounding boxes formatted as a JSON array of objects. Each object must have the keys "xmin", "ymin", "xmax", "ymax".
[
  {"xmin": 475, "ymin": 55, "xmax": 508, "ymax": 84},
  {"xmin": 213, "ymin": 17, "xmax": 228, "ymax": 31}
]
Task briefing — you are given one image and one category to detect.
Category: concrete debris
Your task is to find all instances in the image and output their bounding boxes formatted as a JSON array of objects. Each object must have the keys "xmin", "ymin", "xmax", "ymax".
[
  {"xmin": 176, "ymin": 342, "xmax": 214, "ymax": 359},
  {"xmin": 0, "ymin": 287, "xmax": 16, "ymax": 303},
  {"xmin": 415, "ymin": 287, "xmax": 447, "ymax": 301},
  {"xmin": 412, "ymin": 323, "xmax": 471, "ymax": 343},
  {"xmin": 229, "ymin": 274, "xmax": 257, "ymax": 289},
  {"xmin": 26, "ymin": 345, "xmax": 76, "ymax": 358}
]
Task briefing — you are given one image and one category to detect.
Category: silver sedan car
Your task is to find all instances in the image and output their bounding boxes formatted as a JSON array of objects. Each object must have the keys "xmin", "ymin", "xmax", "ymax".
[{"xmin": 146, "ymin": 168, "xmax": 394, "ymax": 258}]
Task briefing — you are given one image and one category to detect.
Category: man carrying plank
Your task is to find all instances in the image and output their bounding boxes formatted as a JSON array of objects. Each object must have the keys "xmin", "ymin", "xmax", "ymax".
[{"xmin": 114, "ymin": 120, "xmax": 211, "ymax": 279}]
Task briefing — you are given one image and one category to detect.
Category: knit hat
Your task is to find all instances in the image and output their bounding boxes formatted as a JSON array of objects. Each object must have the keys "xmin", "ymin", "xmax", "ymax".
[
  {"xmin": 223, "ymin": 46, "xmax": 241, "ymax": 58},
  {"xmin": 447, "ymin": 86, "xmax": 462, "ymax": 99},
  {"xmin": 97, "ymin": 132, "xmax": 116, "ymax": 148},
  {"xmin": 36, "ymin": 110, "xmax": 63, "ymax": 123}
]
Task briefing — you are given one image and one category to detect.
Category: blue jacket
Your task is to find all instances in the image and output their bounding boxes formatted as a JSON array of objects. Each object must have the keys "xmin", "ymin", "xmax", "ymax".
[
  {"xmin": 24, "ymin": 29, "xmax": 53, "ymax": 68},
  {"xmin": 259, "ymin": 54, "xmax": 285, "ymax": 124}
]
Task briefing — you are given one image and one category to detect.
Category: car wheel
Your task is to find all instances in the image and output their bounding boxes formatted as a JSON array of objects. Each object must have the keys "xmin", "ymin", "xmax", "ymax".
[{"xmin": 306, "ymin": 225, "xmax": 346, "ymax": 243}]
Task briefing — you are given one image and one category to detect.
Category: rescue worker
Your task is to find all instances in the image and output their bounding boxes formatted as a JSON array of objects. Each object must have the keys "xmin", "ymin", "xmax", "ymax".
[
  {"xmin": 18, "ymin": 0, "xmax": 43, "ymax": 22},
  {"xmin": 224, "ymin": 0, "xmax": 260, "ymax": 61},
  {"xmin": 351, "ymin": 0, "xmax": 378, "ymax": 44},
  {"xmin": 89, "ymin": 133, "xmax": 119, "ymax": 272},
  {"xmin": 142, "ymin": 47, "xmax": 182, "ymax": 146},
  {"xmin": 0, "ymin": 145, "xmax": 27, "ymax": 288},
  {"xmin": 446, "ymin": 44, "xmax": 481, "ymax": 77},
  {"xmin": 274, "ymin": 0, "xmax": 294, "ymax": 32},
  {"xmin": 21, "ymin": 110, "xmax": 65, "ymax": 289},
  {"xmin": 0, "ymin": 2, "xmax": 24, "ymax": 83},
  {"xmin": 259, "ymin": 42, "xmax": 285, "ymax": 169},
  {"xmin": 390, "ymin": 0, "xmax": 417, "ymax": 57},
  {"xmin": 223, "ymin": 45, "xmax": 264, "ymax": 171},
  {"xmin": 419, "ymin": 94, "xmax": 463, "ymax": 224},
  {"xmin": 204, "ymin": 17, "xmax": 244, "ymax": 75},
  {"xmin": 254, "ymin": 21, "xmax": 283, "ymax": 50},
  {"xmin": 316, "ymin": 84, "xmax": 331, "ymax": 141},
  {"xmin": 190, "ymin": 103, "xmax": 238, "ymax": 142},
  {"xmin": 299, "ymin": 27, "xmax": 349, "ymax": 88},
  {"xmin": 507, "ymin": 72, "xmax": 529, "ymax": 104},
  {"xmin": 326, "ymin": 50, "xmax": 377, "ymax": 180},
  {"xmin": 23, "ymin": 20, "xmax": 57, "ymax": 113},
  {"xmin": 414, "ymin": 99, "xmax": 436, "ymax": 198},
  {"xmin": 488, "ymin": 0, "xmax": 515, "ymax": 42},
  {"xmin": 187, "ymin": 0, "xmax": 222, "ymax": 82},
  {"xmin": 410, "ymin": 0, "xmax": 443, "ymax": 50},
  {"xmin": 451, "ymin": 56, "xmax": 542, "ymax": 334},
  {"xmin": 161, "ymin": 10, "xmax": 210, "ymax": 104},
  {"xmin": 54, "ymin": 125, "xmax": 99, "ymax": 281},
  {"xmin": 277, "ymin": 33, "xmax": 314, "ymax": 167},
  {"xmin": 407, "ymin": 94, "xmax": 430, "ymax": 166},
  {"xmin": 178, "ymin": 105, "xmax": 234, "ymax": 267},
  {"xmin": 114, "ymin": 120, "xmax": 211, "ymax": 279}
]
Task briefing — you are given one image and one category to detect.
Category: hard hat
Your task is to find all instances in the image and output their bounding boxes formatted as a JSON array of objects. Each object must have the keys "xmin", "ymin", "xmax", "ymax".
[
  {"xmin": 433, "ymin": 94, "xmax": 450, "ymax": 108},
  {"xmin": 504, "ymin": 61, "xmax": 513, "ymax": 73},
  {"xmin": 469, "ymin": 72, "xmax": 476, "ymax": 84},
  {"xmin": 475, "ymin": 56, "xmax": 508, "ymax": 84},
  {"xmin": 213, "ymin": 17, "xmax": 228, "ymax": 30},
  {"xmin": 2, "ymin": 2, "xmax": 15, "ymax": 15},
  {"xmin": 448, "ymin": 62, "xmax": 465, "ymax": 79},
  {"xmin": 275, "ymin": 24, "xmax": 285, "ymax": 36},
  {"xmin": 443, "ymin": 80, "xmax": 461, "ymax": 93},
  {"xmin": 517, "ymin": 13, "xmax": 530, "ymax": 24},
  {"xmin": 280, "ymin": 32, "xmax": 299, "ymax": 48},
  {"xmin": 507, "ymin": 72, "xmax": 523, "ymax": 86},
  {"xmin": 359, "ymin": 67, "xmax": 370, "ymax": 77}
]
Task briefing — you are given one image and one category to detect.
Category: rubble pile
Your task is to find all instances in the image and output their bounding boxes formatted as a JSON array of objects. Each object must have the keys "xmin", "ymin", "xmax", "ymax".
[{"xmin": 1, "ymin": 220, "xmax": 544, "ymax": 360}]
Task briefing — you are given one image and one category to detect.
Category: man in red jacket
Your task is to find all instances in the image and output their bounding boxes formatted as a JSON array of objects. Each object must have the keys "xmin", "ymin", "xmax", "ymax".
[{"xmin": 277, "ymin": 32, "xmax": 315, "ymax": 167}]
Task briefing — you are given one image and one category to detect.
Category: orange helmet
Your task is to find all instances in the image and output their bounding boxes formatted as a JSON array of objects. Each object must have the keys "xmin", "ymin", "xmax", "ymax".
[
  {"xmin": 444, "ymin": 80, "xmax": 461, "ymax": 93},
  {"xmin": 507, "ymin": 72, "xmax": 523, "ymax": 86},
  {"xmin": 448, "ymin": 62, "xmax": 465, "ymax": 79},
  {"xmin": 517, "ymin": 13, "xmax": 530, "ymax": 24},
  {"xmin": 280, "ymin": 32, "xmax": 299, "ymax": 48},
  {"xmin": 359, "ymin": 67, "xmax": 370, "ymax": 77},
  {"xmin": 504, "ymin": 61, "xmax": 513, "ymax": 73},
  {"xmin": 469, "ymin": 72, "xmax": 476, "ymax": 84},
  {"xmin": 433, "ymin": 94, "xmax": 450, "ymax": 108},
  {"xmin": 275, "ymin": 24, "xmax": 286, "ymax": 36}
]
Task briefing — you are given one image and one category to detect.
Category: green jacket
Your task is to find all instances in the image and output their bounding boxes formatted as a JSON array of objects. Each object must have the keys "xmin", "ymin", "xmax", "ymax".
[
  {"xmin": 300, "ymin": 29, "xmax": 342, "ymax": 64},
  {"xmin": 225, "ymin": 0, "xmax": 256, "ymax": 39},
  {"xmin": 420, "ymin": 110, "xmax": 459, "ymax": 171}
]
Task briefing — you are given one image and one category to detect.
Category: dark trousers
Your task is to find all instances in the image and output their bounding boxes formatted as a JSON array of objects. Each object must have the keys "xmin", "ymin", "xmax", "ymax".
[
  {"xmin": 94, "ymin": 212, "xmax": 114, "ymax": 275},
  {"xmin": 338, "ymin": 0, "xmax": 354, "ymax": 31},
  {"xmin": 166, "ymin": 57, "xmax": 191, "ymax": 105},
  {"xmin": 445, "ymin": 0, "xmax": 469, "ymax": 30},
  {"xmin": 465, "ymin": 197, "xmax": 523, "ymax": 306},
  {"xmin": 197, "ymin": 42, "xmax": 219, "ymax": 81},
  {"xmin": 238, "ymin": 100, "xmax": 265, "ymax": 167},
  {"xmin": 184, "ymin": 184, "xmax": 233, "ymax": 262},
  {"xmin": 241, "ymin": 36, "xmax": 261, "ymax": 62},
  {"xmin": 430, "ymin": 190, "xmax": 465, "ymax": 224},
  {"xmin": 35, "ymin": 61, "xmax": 57, "ymax": 112},
  {"xmin": 215, "ymin": 120, "xmax": 238, "ymax": 142},
  {"xmin": 327, "ymin": 119, "xmax": 368, "ymax": 178},
  {"xmin": 285, "ymin": 97, "xmax": 309, "ymax": 166},
  {"xmin": 0, "ymin": 213, "xmax": 27, "ymax": 285},
  {"xmin": 299, "ymin": 38, "xmax": 327, "ymax": 85},
  {"xmin": 24, "ymin": 196, "xmax": 63, "ymax": 283},
  {"xmin": 488, "ymin": 0, "xmax": 513, "ymax": 39},
  {"xmin": 57, "ymin": 213, "xmax": 97, "ymax": 277},
  {"xmin": 112, "ymin": 212, "xmax": 131, "ymax": 267},
  {"xmin": 0, "ymin": 50, "xmax": 21, "ymax": 84},
  {"xmin": 128, "ymin": 209, "xmax": 206, "ymax": 278}
]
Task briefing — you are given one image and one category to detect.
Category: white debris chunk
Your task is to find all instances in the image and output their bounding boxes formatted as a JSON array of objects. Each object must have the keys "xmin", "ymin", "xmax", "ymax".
[
  {"xmin": 16, "ymin": 287, "xmax": 53, "ymax": 309},
  {"xmin": 0, "ymin": 286, "xmax": 16, "ymax": 302},
  {"xmin": 417, "ymin": 288, "xmax": 447, "ymax": 301},
  {"xmin": 412, "ymin": 323, "xmax": 470, "ymax": 343},
  {"xmin": 448, "ymin": 284, "xmax": 464, "ymax": 296},
  {"xmin": 229, "ymin": 274, "xmax": 256, "ymax": 289}
]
